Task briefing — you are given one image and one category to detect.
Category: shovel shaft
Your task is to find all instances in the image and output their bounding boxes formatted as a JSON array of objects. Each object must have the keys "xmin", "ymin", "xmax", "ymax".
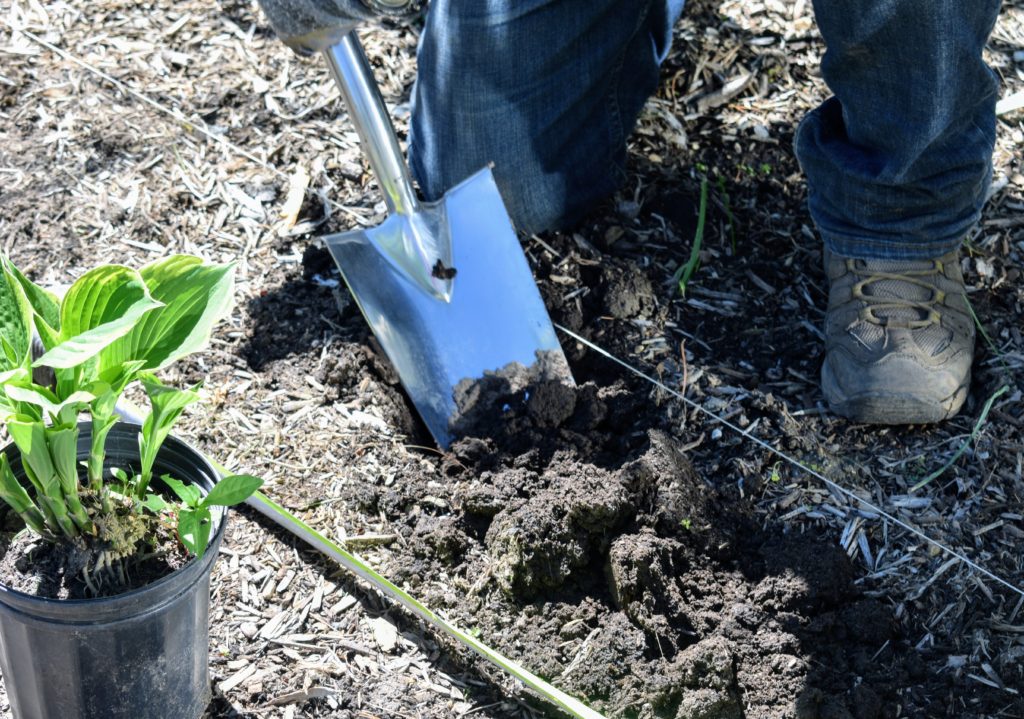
[{"xmin": 324, "ymin": 33, "xmax": 419, "ymax": 217}]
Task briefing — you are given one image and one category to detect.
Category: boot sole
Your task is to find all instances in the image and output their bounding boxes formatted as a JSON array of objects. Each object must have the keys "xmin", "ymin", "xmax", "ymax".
[{"xmin": 821, "ymin": 362, "xmax": 969, "ymax": 425}]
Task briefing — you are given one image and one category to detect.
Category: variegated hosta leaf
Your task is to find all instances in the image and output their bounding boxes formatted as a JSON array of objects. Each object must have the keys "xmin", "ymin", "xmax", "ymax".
[
  {"xmin": 33, "ymin": 266, "xmax": 163, "ymax": 370},
  {"xmin": 3, "ymin": 258, "xmax": 61, "ymax": 342},
  {"xmin": 101, "ymin": 256, "xmax": 235, "ymax": 372},
  {"xmin": 0, "ymin": 260, "xmax": 32, "ymax": 371}
]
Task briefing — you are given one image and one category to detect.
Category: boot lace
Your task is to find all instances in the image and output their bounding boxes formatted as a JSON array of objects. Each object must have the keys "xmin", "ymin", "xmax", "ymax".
[{"xmin": 848, "ymin": 259, "xmax": 945, "ymax": 330}]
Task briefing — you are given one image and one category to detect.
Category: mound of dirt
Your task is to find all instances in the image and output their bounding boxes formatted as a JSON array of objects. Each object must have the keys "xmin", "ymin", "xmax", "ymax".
[{"xmin": 360, "ymin": 378, "xmax": 911, "ymax": 718}]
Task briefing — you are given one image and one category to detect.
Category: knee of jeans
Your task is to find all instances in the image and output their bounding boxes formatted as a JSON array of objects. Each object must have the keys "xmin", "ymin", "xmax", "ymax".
[{"xmin": 409, "ymin": 138, "xmax": 576, "ymax": 235}]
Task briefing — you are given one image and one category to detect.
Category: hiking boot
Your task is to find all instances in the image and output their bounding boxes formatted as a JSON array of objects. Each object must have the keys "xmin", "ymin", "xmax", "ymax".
[{"xmin": 821, "ymin": 249, "xmax": 975, "ymax": 424}]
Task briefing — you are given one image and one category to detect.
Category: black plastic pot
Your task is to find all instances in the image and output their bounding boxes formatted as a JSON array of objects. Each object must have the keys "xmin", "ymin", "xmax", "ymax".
[{"xmin": 0, "ymin": 422, "xmax": 227, "ymax": 719}]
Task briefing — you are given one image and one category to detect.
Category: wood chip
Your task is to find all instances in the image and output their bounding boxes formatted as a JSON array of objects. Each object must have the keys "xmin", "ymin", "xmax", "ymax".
[{"xmin": 367, "ymin": 616, "xmax": 399, "ymax": 653}]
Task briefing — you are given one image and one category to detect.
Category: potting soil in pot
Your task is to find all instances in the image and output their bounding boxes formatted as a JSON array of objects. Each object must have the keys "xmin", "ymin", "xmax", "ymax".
[{"xmin": 0, "ymin": 517, "xmax": 191, "ymax": 599}]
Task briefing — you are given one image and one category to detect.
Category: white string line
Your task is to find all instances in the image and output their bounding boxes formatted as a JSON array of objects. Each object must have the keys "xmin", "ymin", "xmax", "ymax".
[
  {"xmin": 10, "ymin": 18, "xmax": 1022, "ymax": 601},
  {"xmin": 3, "ymin": 24, "xmax": 369, "ymax": 225},
  {"xmin": 556, "ymin": 324, "xmax": 1024, "ymax": 600}
]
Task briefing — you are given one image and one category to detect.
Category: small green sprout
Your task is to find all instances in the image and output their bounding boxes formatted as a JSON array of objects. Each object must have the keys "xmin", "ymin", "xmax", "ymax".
[
  {"xmin": 672, "ymin": 178, "xmax": 708, "ymax": 297},
  {"xmin": 161, "ymin": 473, "xmax": 263, "ymax": 558}
]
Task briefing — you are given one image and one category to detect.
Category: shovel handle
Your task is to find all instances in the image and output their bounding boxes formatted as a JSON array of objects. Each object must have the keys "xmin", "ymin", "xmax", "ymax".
[{"xmin": 324, "ymin": 33, "xmax": 419, "ymax": 217}]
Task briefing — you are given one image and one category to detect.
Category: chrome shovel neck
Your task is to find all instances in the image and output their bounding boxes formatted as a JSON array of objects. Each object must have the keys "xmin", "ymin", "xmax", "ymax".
[{"xmin": 323, "ymin": 33, "xmax": 453, "ymax": 302}]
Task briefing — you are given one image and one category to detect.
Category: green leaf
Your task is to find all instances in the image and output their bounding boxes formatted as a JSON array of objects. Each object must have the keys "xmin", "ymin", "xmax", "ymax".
[
  {"xmin": 34, "ymin": 266, "xmax": 163, "ymax": 370},
  {"xmin": 7, "ymin": 420, "xmax": 58, "ymax": 496},
  {"xmin": 3, "ymin": 258, "xmax": 61, "ymax": 336},
  {"xmin": 0, "ymin": 337, "xmax": 19, "ymax": 369},
  {"xmin": 137, "ymin": 376, "xmax": 201, "ymax": 493},
  {"xmin": 0, "ymin": 263, "xmax": 31, "ymax": 371},
  {"xmin": 88, "ymin": 360, "xmax": 147, "ymax": 417},
  {"xmin": 141, "ymin": 493, "xmax": 169, "ymax": 513},
  {"xmin": 4, "ymin": 385, "xmax": 94, "ymax": 419},
  {"xmin": 177, "ymin": 505, "xmax": 212, "ymax": 557},
  {"xmin": 0, "ymin": 367, "xmax": 28, "ymax": 386},
  {"xmin": 0, "ymin": 453, "xmax": 46, "ymax": 534},
  {"xmin": 33, "ymin": 315, "xmax": 61, "ymax": 354},
  {"xmin": 177, "ymin": 507, "xmax": 198, "ymax": 553},
  {"xmin": 45, "ymin": 425, "xmax": 80, "ymax": 495},
  {"xmin": 194, "ymin": 509, "xmax": 212, "ymax": 558},
  {"xmin": 101, "ymin": 256, "xmax": 235, "ymax": 372},
  {"xmin": 672, "ymin": 178, "xmax": 707, "ymax": 298},
  {"xmin": 161, "ymin": 475, "xmax": 202, "ymax": 507},
  {"xmin": 202, "ymin": 474, "xmax": 263, "ymax": 507},
  {"xmin": 0, "ymin": 367, "xmax": 31, "ymax": 419}
]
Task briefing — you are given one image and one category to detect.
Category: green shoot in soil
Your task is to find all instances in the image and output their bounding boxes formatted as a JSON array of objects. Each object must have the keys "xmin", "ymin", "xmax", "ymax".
[
  {"xmin": 910, "ymin": 384, "xmax": 1009, "ymax": 492},
  {"xmin": 672, "ymin": 177, "xmax": 708, "ymax": 296}
]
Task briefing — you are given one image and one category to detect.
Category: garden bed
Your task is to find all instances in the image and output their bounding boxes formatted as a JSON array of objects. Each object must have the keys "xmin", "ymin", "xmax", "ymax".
[{"xmin": 2, "ymin": 0, "xmax": 1023, "ymax": 717}]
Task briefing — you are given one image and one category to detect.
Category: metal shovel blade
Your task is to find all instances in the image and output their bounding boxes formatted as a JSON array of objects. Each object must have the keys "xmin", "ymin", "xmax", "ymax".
[
  {"xmin": 326, "ymin": 166, "xmax": 570, "ymax": 448},
  {"xmin": 320, "ymin": 33, "xmax": 572, "ymax": 448}
]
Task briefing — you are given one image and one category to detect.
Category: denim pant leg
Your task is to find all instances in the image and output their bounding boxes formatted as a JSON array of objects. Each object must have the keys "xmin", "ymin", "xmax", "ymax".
[
  {"xmin": 409, "ymin": 0, "xmax": 684, "ymax": 235},
  {"xmin": 795, "ymin": 0, "xmax": 1002, "ymax": 260}
]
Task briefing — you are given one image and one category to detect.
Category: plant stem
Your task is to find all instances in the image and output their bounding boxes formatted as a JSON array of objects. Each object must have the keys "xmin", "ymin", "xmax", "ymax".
[
  {"xmin": 910, "ymin": 385, "xmax": 1008, "ymax": 492},
  {"xmin": 0, "ymin": 455, "xmax": 48, "ymax": 534},
  {"xmin": 88, "ymin": 414, "xmax": 118, "ymax": 492},
  {"xmin": 38, "ymin": 494, "xmax": 78, "ymax": 538},
  {"xmin": 672, "ymin": 178, "xmax": 708, "ymax": 297},
  {"xmin": 63, "ymin": 489, "xmax": 94, "ymax": 534}
]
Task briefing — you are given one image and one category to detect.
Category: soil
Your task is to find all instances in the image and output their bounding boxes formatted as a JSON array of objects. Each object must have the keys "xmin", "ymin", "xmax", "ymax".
[
  {"xmin": 304, "ymin": 290, "xmax": 943, "ymax": 719},
  {"xmin": 1, "ymin": 1, "xmax": 1023, "ymax": 718},
  {"xmin": 0, "ymin": 519, "xmax": 190, "ymax": 600}
]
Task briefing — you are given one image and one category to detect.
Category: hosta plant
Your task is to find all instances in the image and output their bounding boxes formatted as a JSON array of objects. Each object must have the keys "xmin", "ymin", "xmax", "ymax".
[{"xmin": 0, "ymin": 254, "xmax": 261, "ymax": 590}]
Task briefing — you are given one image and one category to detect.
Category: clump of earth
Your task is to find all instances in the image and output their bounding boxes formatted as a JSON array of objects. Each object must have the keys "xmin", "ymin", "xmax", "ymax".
[{"xmin": 345, "ymin": 375, "xmax": 912, "ymax": 718}]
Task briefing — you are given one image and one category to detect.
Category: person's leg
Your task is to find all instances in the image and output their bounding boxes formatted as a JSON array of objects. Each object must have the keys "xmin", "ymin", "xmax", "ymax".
[
  {"xmin": 409, "ymin": 0, "xmax": 685, "ymax": 235},
  {"xmin": 795, "ymin": 0, "xmax": 1002, "ymax": 424},
  {"xmin": 796, "ymin": 0, "xmax": 1001, "ymax": 260}
]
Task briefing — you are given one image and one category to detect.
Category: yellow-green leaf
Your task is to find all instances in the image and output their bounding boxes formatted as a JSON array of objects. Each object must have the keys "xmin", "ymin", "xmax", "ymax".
[
  {"xmin": 34, "ymin": 265, "xmax": 163, "ymax": 370},
  {"xmin": 101, "ymin": 256, "xmax": 235, "ymax": 372}
]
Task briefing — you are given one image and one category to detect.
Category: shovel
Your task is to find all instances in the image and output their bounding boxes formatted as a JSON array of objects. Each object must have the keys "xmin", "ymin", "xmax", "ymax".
[{"xmin": 319, "ymin": 33, "xmax": 573, "ymax": 448}]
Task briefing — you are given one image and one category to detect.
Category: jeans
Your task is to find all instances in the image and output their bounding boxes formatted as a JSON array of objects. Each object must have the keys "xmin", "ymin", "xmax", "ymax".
[{"xmin": 408, "ymin": 0, "xmax": 1001, "ymax": 259}]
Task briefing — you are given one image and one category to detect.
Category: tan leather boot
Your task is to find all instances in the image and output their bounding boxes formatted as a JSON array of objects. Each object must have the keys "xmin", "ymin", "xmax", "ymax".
[{"xmin": 821, "ymin": 249, "xmax": 975, "ymax": 424}]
